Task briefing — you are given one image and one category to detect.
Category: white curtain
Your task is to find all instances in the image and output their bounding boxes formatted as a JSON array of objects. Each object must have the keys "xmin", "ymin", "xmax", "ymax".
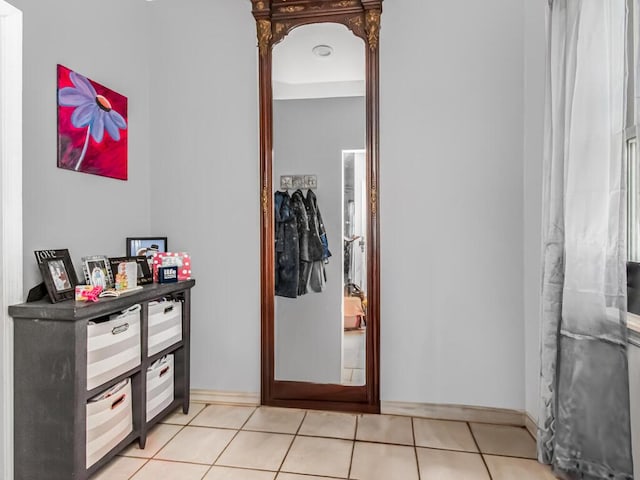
[{"xmin": 539, "ymin": 0, "xmax": 633, "ymax": 479}]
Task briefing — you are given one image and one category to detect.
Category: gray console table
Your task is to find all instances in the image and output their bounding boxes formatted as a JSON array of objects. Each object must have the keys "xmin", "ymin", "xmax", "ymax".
[{"xmin": 9, "ymin": 279, "xmax": 195, "ymax": 480}]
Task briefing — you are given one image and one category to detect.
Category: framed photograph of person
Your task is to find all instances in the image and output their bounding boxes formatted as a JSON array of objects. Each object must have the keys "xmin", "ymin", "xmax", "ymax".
[
  {"xmin": 81, "ymin": 255, "xmax": 114, "ymax": 289},
  {"xmin": 109, "ymin": 256, "xmax": 153, "ymax": 285},
  {"xmin": 126, "ymin": 237, "xmax": 168, "ymax": 260},
  {"xmin": 39, "ymin": 255, "xmax": 78, "ymax": 303}
]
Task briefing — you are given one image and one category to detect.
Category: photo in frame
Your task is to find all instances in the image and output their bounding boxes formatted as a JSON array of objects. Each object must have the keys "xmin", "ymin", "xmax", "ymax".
[
  {"xmin": 126, "ymin": 237, "xmax": 167, "ymax": 260},
  {"xmin": 109, "ymin": 256, "xmax": 153, "ymax": 285},
  {"xmin": 36, "ymin": 251, "xmax": 79, "ymax": 303},
  {"xmin": 82, "ymin": 255, "xmax": 114, "ymax": 289},
  {"xmin": 151, "ymin": 252, "xmax": 192, "ymax": 282}
]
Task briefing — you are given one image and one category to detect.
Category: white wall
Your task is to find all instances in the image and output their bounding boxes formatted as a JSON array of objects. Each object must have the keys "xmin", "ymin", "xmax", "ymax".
[
  {"xmin": 523, "ymin": 0, "xmax": 547, "ymax": 421},
  {"xmin": 8, "ymin": 0, "xmax": 152, "ymax": 291},
  {"xmin": 273, "ymin": 96, "xmax": 365, "ymax": 383},
  {"xmin": 148, "ymin": 0, "xmax": 261, "ymax": 394},
  {"xmin": 379, "ymin": 0, "xmax": 525, "ymax": 409}
]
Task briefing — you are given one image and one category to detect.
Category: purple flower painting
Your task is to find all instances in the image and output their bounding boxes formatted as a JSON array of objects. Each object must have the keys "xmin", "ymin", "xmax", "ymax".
[{"xmin": 57, "ymin": 65, "xmax": 128, "ymax": 180}]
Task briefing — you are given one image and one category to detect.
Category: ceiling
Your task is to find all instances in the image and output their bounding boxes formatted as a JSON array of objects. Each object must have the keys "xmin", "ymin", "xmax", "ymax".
[{"xmin": 272, "ymin": 23, "xmax": 365, "ymax": 100}]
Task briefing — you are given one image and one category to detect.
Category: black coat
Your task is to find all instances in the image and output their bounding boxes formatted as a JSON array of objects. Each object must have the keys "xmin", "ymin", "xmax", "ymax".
[{"xmin": 274, "ymin": 191, "xmax": 299, "ymax": 298}]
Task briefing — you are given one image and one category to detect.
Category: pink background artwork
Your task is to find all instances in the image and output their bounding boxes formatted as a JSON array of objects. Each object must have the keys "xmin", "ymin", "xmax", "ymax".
[{"xmin": 57, "ymin": 65, "xmax": 128, "ymax": 180}]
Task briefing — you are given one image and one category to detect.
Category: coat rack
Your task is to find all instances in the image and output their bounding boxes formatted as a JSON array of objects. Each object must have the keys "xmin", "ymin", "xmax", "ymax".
[{"xmin": 280, "ymin": 174, "xmax": 317, "ymax": 190}]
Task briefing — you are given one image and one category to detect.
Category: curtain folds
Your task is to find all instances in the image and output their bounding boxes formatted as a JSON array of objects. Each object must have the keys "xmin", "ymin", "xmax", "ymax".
[{"xmin": 539, "ymin": 1, "xmax": 633, "ymax": 479}]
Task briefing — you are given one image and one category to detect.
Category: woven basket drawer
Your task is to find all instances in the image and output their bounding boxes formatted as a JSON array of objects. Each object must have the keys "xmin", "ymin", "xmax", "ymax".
[
  {"xmin": 87, "ymin": 305, "xmax": 141, "ymax": 391},
  {"xmin": 86, "ymin": 379, "xmax": 133, "ymax": 468},
  {"xmin": 148, "ymin": 300, "xmax": 182, "ymax": 357},
  {"xmin": 146, "ymin": 355, "xmax": 174, "ymax": 421}
]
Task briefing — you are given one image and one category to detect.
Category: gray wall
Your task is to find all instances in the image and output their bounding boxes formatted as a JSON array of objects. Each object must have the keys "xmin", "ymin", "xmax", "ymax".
[
  {"xmin": 10, "ymin": 0, "xmax": 544, "ymax": 412},
  {"xmin": 10, "ymin": 0, "xmax": 152, "ymax": 290},
  {"xmin": 379, "ymin": 0, "xmax": 526, "ymax": 408},
  {"xmin": 523, "ymin": 0, "xmax": 547, "ymax": 421},
  {"xmin": 148, "ymin": 0, "xmax": 261, "ymax": 394},
  {"xmin": 273, "ymin": 96, "xmax": 365, "ymax": 383}
]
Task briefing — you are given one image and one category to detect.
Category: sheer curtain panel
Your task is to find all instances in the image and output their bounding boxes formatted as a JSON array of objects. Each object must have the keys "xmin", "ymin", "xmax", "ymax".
[{"xmin": 539, "ymin": 0, "xmax": 633, "ymax": 479}]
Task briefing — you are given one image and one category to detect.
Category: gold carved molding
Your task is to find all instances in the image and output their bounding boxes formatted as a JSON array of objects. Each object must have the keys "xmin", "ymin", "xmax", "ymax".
[
  {"xmin": 257, "ymin": 19, "xmax": 273, "ymax": 57},
  {"xmin": 279, "ymin": 5, "xmax": 305, "ymax": 13},
  {"xmin": 262, "ymin": 186, "xmax": 269, "ymax": 216},
  {"xmin": 370, "ymin": 185, "xmax": 378, "ymax": 216},
  {"xmin": 365, "ymin": 9, "xmax": 381, "ymax": 50}
]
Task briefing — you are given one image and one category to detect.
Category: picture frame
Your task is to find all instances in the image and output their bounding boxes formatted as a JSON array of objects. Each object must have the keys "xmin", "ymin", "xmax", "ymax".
[
  {"xmin": 82, "ymin": 255, "xmax": 114, "ymax": 289},
  {"xmin": 108, "ymin": 256, "xmax": 153, "ymax": 285},
  {"xmin": 38, "ymin": 255, "xmax": 78, "ymax": 303},
  {"xmin": 126, "ymin": 237, "xmax": 168, "ymax": 259}
]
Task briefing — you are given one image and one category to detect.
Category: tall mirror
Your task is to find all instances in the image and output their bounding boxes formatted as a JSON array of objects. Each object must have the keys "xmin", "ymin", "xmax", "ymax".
[{"xmin": 252, "ymin": 0, "xmax": 382, "ymax": 413}]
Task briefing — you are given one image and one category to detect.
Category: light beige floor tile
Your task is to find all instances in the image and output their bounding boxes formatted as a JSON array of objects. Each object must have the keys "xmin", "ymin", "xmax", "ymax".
[
  {"xmin": 216, "ymin": 430, "xmax": 294, "ymax": 471},
  {"xmin": 470, "ymin": 423, "xmax": 536, "ymax": 458},
  {"xmin": 413, "ymin": 418, "xmax": 478, "ymax": 452},
  {"xmin": 191, "ymin": 404, "xmax": 256, "ymax": 429},
  {"xmin": 417, "ymin": 447, "xmax": 490, "ymax": 479},
  {"xmin": 280, "ymin": 436, "xmax": 352, "ymax": 478},
  {"xmin": 356, "ymin": 413, "xmax": 414, "ymax": 445},
  {"xmin": 130, "ymin": 459, "xmax": 209, "ymax": 480},
  {"xmin": 203, "ymin": 466, "xmax": 276, "ymax": 480},
  {"xmin": 90, "ymin": 456, "xmax": 147, "ymax": 479},
  {"xmin": 160, "ymin": 403, "xmax": 206, "ymax": 425},
  {"xmin": 484, "ymin": 455, "xmax": 557, "ymax": 480},
  {"xmin": 299, "ymin": 411, "xmax": 357, "ymax": 439},
  {"xmin": 350, "ymin": 441, "xmax": 419, "ymax": 480},
  {"xmin": 120, "ymin": 424, "xmax": 182, "ymax": 458},
  {"xmin": 341, "ymin": 369, "xmax": 353, "ymax": 383},
  {"xmin": 277, "ymin": 474, "xmax": 343, "ymax": 480},
  {"xmin": 242, "ymin": 406, "xmax": 305, "ymax": 434},
  {"xmin": 155, "ymin": 426, "xmax": 236, "ymax": 464}
]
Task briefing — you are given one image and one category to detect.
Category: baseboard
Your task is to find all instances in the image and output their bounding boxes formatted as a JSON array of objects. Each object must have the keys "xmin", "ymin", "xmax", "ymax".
[
  {"xmin": 190, "ymin": 389, "xmax": 260, "ymax": 406},
  {"xmin": 525, "ymin": 412, "xmax": 538, "ymax": 439},
  {"xmin": 381, "ymin": 400, "xmax": 526, "ymax": 426},
  {"xmin": 189, "ymin": 390, "xmax": 536, "ymax": 434}
]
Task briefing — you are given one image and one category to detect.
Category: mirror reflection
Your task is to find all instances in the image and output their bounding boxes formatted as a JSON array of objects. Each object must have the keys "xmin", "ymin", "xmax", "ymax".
[{"xmin": 272, "ymin": 23, "xmax": 367, "ymax": 386}]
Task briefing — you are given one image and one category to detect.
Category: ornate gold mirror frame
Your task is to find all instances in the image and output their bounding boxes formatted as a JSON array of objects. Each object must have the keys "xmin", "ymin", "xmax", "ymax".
[{"xmin": 252, "ymin": 0, "xmax": 382, "ymax": 413}]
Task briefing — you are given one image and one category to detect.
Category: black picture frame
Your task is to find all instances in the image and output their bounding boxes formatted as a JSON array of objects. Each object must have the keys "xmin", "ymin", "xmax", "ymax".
[
  {"xmin": 38, "ymin": 255, "xmax": 78, "ymax": 303},
  {"xmin": 126, "ymin": 237, "xmax": 168, "ymax": 259},
  {"xmin": 108, "ymin": 256, "xmax": 153, "ymax": 285},
  {"xmin": 81, "ymin": 255, "xmax": 114, "ymax": 289}
]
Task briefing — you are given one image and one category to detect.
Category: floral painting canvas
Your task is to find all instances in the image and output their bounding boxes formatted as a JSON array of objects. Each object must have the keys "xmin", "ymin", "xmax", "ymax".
[{"xmin": 57, "ymin": 65, "xmax": 128, "ymax": 180}]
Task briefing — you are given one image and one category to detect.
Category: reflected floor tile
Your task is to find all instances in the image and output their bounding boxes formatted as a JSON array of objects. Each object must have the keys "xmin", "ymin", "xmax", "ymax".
[
  {"xmin": 484, "ymin": 455, "xmax": 557, "ymax": 480},
  {"xmin": 154, "ymin": 426, "xmax": 236, "ymax": 464},
  {"xmin": 130, "ymin": 459, "xmax": 209, "ymax": 480},
  {"xmin": 191, "ymin": 404, "xmax": 256, "ymax": 429},
  {"xmin": 413, "ymin": 418, "xmax": 477, "ymax": 452},
  {"xmin": 216, "ymin": 430, "xmax": 294, "ymax": 471},
  {"xmin": 299, "ymin": 411, "xmax": 357, "ymax": 439},
  {"xmin": 356, "ymin": 413, "xmax": 414, "ymax": 445},
  {"xmin": 160, "ymin": 403, "xmax": 206, "ymax": 425},
  {"xmin": 350, "ymin": 442, "xmax": 419, "ymax": 480},
  {"xmin": 417, "ymin": 448, "xmax": 490, "ymax": 479},
  {"xmin": 281, "ymin": 436, "xmax": 352, "ymax": 478},
  {"xmin": 120, "ymin": 424, "xmax": 182, "ymax": 458},
  {"xmin": 203, "ymin": 466, "xmax": 276, "ymax": 480},
  {"xmin": 243, "ymin": 406, "xmax": 306, "ymax": 434},
  {"xmin": 470, "ymin": 423, "xmax": 536, "ymax": 458},
  {"xmin": 90, "ymin": 456, "xmax": 147, "ymax": 480}
]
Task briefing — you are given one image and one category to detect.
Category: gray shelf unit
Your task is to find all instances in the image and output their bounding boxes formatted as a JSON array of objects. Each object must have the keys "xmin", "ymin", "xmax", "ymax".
[{"xmin": 9, "ymin": 279, "xmax": 196, "ymax": 480}]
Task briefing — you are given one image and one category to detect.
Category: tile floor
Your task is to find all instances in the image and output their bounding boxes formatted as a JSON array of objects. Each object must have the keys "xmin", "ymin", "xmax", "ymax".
[
  {"xmin": 91, "ymin": 404, "xmax": 558, "ymax": 480},
  {"xmin": 342, "ymin": 330, "xmax": 365, "ymax": 386}
]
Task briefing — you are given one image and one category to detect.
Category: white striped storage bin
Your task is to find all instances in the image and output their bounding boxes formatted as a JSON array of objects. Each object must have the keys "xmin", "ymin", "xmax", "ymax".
[
  {"xmin": 86, "ymin": 379, "xmax": 133, "ymax": 468},
  {"xmin": 87, "ymin": 305, "xmax": 141, "ymax": 391},
  {"xmin": 147, "ymin": 300, "xmax": 182, "ymax": 357},
  {"xmin": 146, "ymin": 355, "xmax": 174, "ymax": 421}
]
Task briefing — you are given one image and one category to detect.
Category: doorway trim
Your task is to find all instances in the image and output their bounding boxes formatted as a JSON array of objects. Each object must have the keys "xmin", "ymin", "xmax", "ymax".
[{"xmin": 0, "ymin": 2, "xmax": 23, "ymax": 478}]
